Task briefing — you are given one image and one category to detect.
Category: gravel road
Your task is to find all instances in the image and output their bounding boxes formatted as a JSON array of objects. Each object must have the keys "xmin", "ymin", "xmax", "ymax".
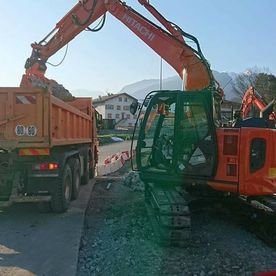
[{"xmin": 77, "ymin": 164, "xmax": 276, "ymax": 276}]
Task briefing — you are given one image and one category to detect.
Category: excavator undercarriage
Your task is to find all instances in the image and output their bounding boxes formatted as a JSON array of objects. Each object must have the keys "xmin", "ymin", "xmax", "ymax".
[{"xmin": 144, "ymin": 181, "xmax": 276, "ymax": 247}]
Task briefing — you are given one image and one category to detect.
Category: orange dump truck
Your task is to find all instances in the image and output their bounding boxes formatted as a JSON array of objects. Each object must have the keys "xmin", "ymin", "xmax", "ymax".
[{"xmin": 0, "ymin": 87, "xmax": 98, "ymax": 212}]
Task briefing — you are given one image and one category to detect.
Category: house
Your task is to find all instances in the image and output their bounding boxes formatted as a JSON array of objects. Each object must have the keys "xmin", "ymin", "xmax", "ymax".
[{"xmin": 93, "ymin": 93, "xmax": 138, "ymax": 128}]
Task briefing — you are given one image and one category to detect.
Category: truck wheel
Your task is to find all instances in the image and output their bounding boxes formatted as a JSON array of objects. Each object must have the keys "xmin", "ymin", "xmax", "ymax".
[
  {"xmin": 89, "ymin": 147, "xmax": 97, "ymax": 179},
  {"xmin": 89, "ymin": 160, "xmax": 95, "ymax": 179},
  {"xmin": 51, "ymin": 164, "xmax": 72, "ymax": 213},
  {"xmin": 71, "ymin": 159, "xmax": 81, "ymax": 200},
  {"xmin": 81, "ymin": 163, "xmax": 89, "ymax": 185},
  {"xmin": 81, "ymin": 152, "xmax": 90, "ymax": 185}
]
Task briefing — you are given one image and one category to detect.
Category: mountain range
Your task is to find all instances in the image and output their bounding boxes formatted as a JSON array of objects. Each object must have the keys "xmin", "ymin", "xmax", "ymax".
[
  {"xmin": 71, "ymin": 70, "xmax": 240, "ymax": 102},
  {"xmin": 121, "ymin": 70, "xmax": 240, "ymax": 102}
]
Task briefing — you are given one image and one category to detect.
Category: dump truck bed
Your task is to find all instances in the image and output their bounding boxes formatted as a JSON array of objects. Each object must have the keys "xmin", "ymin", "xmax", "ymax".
[{"xmin": 0, "ymin": 87, "xmax": 93, "ymax": 151}]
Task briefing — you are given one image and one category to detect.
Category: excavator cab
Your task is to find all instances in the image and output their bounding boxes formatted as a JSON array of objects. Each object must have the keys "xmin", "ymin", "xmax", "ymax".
[{"xmin": 132, "ymin": 89, "xmax": 218, "ymax": 186}]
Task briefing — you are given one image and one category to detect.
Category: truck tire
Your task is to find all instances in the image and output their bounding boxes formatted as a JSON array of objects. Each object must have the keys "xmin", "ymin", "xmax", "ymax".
[
  {"xmin": 89, "ymin": 147, "xmax": 97, "ymax": 179},
  {"xmin": 71, "ymin": 159, "xmax": 81, "ymax": 200},
  {"xmin": 81, "ymin": 162, "xmax": 89, "ymax": 185},
  {"xmin": 81, "ymin": 151, "xmax": 90, "ymax": 185},
  {"xmin": 51, "ymin": 164, "xmax": 72, "ymax": 213},
  {"xmin": 89, "ymin": 160, "xmax": 95, "ymax": 179}
]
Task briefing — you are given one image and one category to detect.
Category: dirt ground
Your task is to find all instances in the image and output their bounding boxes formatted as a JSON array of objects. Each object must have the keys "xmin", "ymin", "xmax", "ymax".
[{"xmin": 77, "ymin": 164, "xmax": 276, "ymax": 276}]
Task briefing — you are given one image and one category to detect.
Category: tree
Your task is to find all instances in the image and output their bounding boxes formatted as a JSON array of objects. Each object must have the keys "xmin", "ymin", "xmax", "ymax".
[
  {"xmin": 232, "ymin": 67, "xmax": 269, "ymax": 99},
  {"xmin": 255, "ymin": 73, "xmax": 276, "ymax": 103},
  {"xmin": 232, "ymin": 67, "xmax": 276, "ymax": 118}
]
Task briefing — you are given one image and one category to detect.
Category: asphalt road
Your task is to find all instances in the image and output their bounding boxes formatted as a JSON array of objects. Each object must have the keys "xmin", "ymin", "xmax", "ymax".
[{"xmin": 0, "ymin": 179, "xmax": 95, "ymax": 276}]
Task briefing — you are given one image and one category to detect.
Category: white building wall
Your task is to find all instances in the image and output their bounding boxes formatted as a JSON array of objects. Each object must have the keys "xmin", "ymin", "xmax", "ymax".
[
  {"xmin": 95, "ymin": 105, "xmax": 105, "ymax": 117},
  {"xmin": 95, "ymin": 94, "xmax": 137, "ymax": 127}
]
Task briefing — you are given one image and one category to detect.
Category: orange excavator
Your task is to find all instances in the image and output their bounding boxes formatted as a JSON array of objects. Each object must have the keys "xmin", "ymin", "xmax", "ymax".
[
  {"xmin": 237, "ymin": 86, "xmax": 276, "ymax": 122},
  {"xmin": 18, "ymin": 0, "xmax": 276, "ymax": 244}
]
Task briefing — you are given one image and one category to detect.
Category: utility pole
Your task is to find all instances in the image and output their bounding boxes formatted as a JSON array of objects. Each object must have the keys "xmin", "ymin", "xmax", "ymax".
[{"xmin": 160, "ymin": 57, "xmax": 163, "ymax": 90}]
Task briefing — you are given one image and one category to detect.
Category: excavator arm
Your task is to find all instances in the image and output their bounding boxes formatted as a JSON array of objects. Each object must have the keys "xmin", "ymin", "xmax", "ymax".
[
  {"xmin": 21, "ymin": 0, "xmax": 218, "ymax": 93},
  {"xmin": 138, "ymin": 0, "xmax": 184, "ymax": 43},
  {"xmin": 240, "ymin": 86, "xmax": 276, "ymax": 120}
]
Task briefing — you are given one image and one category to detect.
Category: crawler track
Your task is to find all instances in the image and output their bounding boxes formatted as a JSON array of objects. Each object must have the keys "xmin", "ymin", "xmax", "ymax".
[
  {"xmin": 145, "ymin": 183, "xmax": 191, "ymax": 246},
  {"xmin": 144, "ymin": 179, "xmax": 276, "ymax": 248},
  {"xmin": 212, "ymin": 195, "xmax": 276, "ymax": 247}
]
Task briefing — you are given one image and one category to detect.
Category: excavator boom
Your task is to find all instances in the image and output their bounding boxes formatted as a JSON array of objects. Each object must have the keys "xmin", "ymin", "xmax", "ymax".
[{"xmin": 21, "ymin": 0, "xmax": 215, "ymax": 92}]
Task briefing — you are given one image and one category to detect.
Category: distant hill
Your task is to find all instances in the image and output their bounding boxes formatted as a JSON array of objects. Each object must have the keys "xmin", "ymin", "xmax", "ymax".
[{"xmin": 121, "ymin": 70, "xmax": 239, "ymax": 101}]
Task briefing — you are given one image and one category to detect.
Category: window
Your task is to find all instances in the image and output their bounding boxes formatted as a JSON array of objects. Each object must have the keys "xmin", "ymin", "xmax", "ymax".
[
  {"xmin": 117, "ymin": 105, "xmax": 121, "ymax": 110},
  {"xmin": 123, "ymin": 106, "xmax": 130, "ymax": 111},
  {"xmin": 140, "ymin": 97, "xmax": 176, "ymax": 170},
  {"xmin": 105, "ymin": 104, "xmax": 114, "ymax": 110},
  {"xmin": 177, "ymin": 97, "xmax": 215, "ymax": 177},
  {"xmin": 107, "ymin": 113, "xmax": 112, "ymax": 119},
  {"xmin": 116, "ymin": 114, "xmax": 120, "ymax": 119},
  {"xmin": 124, "ymin": 97, "xmax": 128, "ymax": 102},
  {"xmin": 250, "ymin": 138, "xmax": 266, "ymax": 173},
  {"xmin": 119, "ymin": 97, "xmax": 122, "ymax": 102},
  {"xmin": 127, "ymin": 114, "xmax": 130, "ymax": 119}
]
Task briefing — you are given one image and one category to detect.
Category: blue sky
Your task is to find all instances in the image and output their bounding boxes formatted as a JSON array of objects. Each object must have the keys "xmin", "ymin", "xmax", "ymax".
[{"xmin": 1, "ymin": 0, "xmax": 275, "ymax": 97}]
